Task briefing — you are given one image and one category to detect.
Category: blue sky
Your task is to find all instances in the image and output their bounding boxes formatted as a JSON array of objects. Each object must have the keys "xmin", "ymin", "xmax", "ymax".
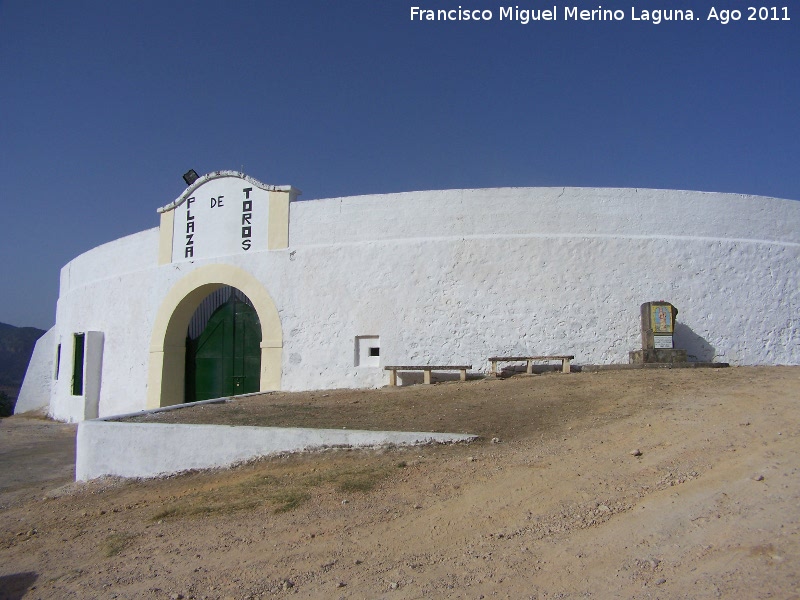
[{"xmin": 1, "ymin": 1, "xmax": 798, "ymax": 329}]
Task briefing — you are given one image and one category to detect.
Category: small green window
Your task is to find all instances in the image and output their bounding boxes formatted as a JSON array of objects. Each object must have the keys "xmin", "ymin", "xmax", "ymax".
[
  {"xmin": 72, "ymin": 334, "xmax": 85, "ymax": 396},
  {"xmin": 55, "ymin": 343, "xmax": 61, "ymax": 379}
]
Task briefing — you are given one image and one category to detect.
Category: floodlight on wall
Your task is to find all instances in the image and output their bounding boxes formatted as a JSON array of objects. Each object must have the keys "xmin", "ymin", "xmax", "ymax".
[{"xmin": 182, "ymin": 169, "xmax": 199, "ymax": 186}]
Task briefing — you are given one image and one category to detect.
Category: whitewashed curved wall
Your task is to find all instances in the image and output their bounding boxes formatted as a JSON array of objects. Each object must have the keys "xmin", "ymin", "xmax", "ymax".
[
  {"xmin": 38, "ymin": 187, "xmax": 800, "ymax": 421},
  {"xmin": 48, "ymin": 229, "xmax": 162, "ymax": 421},
  {"xmin": 281, "ymin": 187, "xmax": 799, "ymax": 388}
]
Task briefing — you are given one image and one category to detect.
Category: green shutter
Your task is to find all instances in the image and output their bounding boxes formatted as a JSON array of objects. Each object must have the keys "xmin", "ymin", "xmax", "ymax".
[{"xmin": 72, "ymin": 334, "xmax": 85, "ymax": 396}]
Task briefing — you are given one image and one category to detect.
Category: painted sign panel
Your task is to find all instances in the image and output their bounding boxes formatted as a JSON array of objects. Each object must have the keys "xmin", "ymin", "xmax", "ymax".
[
  {"xmin": 172, "ymin": 176, "xmax": 269, "ymax": 262},
  {"xmin": 650, "ymin": 304, "xmax": 674, "ymax": 334}
]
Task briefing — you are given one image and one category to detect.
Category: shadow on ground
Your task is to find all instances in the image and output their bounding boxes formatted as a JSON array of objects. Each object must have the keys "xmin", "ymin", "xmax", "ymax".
[{"xmin": 0, "ymin": 571, "xmax": 38, "ymax": 600}]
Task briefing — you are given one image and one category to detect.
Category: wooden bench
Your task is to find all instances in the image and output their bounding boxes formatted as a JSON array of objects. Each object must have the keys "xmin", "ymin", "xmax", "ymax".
[
  {"xmin": 488, "ymin": 355, "xmax": 574, "ymax": 376},
  {"xmin": 384, "ymin": 365, "xmax": 471, "ymax": 386}
]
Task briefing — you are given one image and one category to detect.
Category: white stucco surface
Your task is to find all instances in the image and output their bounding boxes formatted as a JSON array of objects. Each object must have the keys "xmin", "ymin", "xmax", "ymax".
[
  {"xmin": 75, "ymin": 421, "xmax": 476, "ymax": 480},
  {"xmin": 81, "ymin": 331, "xmax": 104, "ymax": 420},
  {"xmin": 289, "ymin": 188, "xmax": 800, "ymax": 245},
  {"xmin": 26, "ymin": 179, "xmax": 800, "ymax": 422},
  {"xmin": 59, "ymin": 228, "xmax": 159, "ymax": 294},
  {"xmin": 14, "ymin": 327, "xmax": 55, "ymax": 414}
]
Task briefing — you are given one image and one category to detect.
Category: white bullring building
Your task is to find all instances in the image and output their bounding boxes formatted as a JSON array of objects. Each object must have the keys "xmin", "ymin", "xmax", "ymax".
[{"xmin": 17, "ymin": 171, "xmax": 800, "ymax": 422}]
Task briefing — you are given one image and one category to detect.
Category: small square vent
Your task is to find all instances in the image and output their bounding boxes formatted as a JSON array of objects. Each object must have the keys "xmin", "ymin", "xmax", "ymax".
[{"xmin": 355, "ymin": 335, "xmax": 380, "ymax": 367}]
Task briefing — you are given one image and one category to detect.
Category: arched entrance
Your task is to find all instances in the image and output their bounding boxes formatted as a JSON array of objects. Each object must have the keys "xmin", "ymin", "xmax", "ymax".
[
  {"xmin": 185, "ymin": 287, "xmax": 262, "ymax": 402},
  {"xmin": 147, "ymin": 264, "xmax": 282, "ymax": 409}
]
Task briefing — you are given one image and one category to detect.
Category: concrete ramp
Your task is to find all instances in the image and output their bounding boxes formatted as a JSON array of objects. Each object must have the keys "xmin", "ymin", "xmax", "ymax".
[
  {"xmin": 14, "ymin": 327, "xmax": 55, "ymax": 415},
  {"xmin": 76, "ymin": 421, "xmax": 476, "ymax": 481}
]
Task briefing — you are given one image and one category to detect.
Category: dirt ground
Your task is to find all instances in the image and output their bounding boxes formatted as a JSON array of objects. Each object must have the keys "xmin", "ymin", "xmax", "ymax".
[
  {"xmin": 1, "ymin": 367, "xmax": 799, "ymax": 599},
  {"xmin": 0, "ymin": 414, "xmax": 76, "ymax": 509}
]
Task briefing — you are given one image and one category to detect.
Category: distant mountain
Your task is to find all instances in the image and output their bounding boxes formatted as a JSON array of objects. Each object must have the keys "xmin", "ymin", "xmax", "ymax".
[{"xmin": 0, "ymin": 322, "xmax": 46, "ymax": 395}]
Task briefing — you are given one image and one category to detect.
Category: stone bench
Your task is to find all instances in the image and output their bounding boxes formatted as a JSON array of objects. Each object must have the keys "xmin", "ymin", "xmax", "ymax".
[
  {"xmin": 488, "ymin": 355, "xmax": 574, "ymax": 376},
  {"xmin": 384, "ymin": 365, "xmax": 472, "ymax": 386}
]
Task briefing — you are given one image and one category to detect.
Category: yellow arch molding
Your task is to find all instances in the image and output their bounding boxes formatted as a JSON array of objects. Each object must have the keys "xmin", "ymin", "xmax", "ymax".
[{"xmin": 146, "ymin": 264, "xmax": 282, "ymax": 409}]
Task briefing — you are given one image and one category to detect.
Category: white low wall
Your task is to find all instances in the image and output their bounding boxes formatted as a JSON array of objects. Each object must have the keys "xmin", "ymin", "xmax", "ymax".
[{"xmin": 75, "ymin": 420, "xmax": 476, "ymax": 481}]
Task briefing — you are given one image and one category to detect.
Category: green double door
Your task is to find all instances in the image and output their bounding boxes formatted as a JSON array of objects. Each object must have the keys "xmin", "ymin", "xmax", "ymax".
[{"xmin": 185, "ymin": 294, "xmax": 261, "ymax": 402}]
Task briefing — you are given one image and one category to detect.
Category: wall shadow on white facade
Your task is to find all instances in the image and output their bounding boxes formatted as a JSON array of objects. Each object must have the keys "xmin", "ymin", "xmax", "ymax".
[{"xmin": 674, "ymin": 323, "xmax": 717, "ymax": 362}]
